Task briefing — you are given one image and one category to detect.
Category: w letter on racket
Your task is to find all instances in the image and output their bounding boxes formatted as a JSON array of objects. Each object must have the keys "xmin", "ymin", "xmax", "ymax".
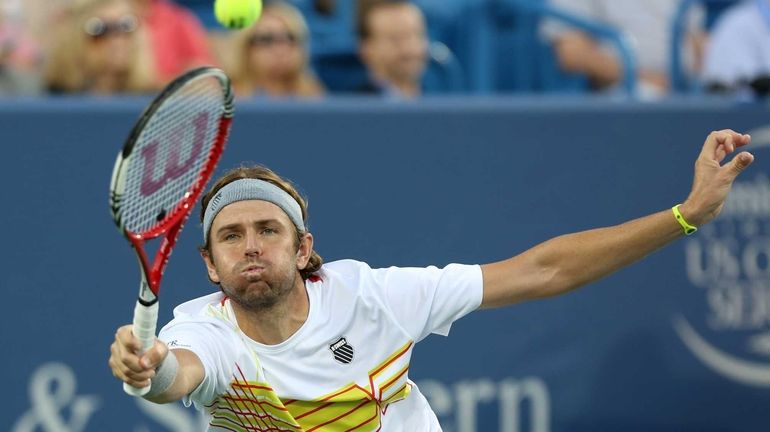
[{"xmin": 140, "ymin": 112, "xmax": 210, "ymax": 197}]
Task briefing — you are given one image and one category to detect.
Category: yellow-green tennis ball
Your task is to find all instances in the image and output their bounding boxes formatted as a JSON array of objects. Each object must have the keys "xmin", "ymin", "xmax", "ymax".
[{"xmin": 214, "ymin": 0, "xmax": 262, "ymax": 30}]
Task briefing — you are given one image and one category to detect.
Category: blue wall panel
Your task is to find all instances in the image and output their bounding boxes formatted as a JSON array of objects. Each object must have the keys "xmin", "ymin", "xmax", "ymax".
[{"xmin": 2, "ymin": 97, "xmax": 769, "ymax": 432}]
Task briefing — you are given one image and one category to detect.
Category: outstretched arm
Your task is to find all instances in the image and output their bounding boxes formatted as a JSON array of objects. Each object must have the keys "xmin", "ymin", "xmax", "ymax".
[
  {"xmin": 480, "ymin": 130, "xmax": 754, "ymax": 308},
  {"xmin": 109, "ymin": 325, "xmax": 204, "ymax": 403}
]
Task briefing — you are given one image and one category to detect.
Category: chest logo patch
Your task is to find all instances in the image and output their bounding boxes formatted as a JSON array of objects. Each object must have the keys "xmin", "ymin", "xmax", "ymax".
[{"xmin": 329, "ymin": 337, "xmax": 354, "ymax": 364}]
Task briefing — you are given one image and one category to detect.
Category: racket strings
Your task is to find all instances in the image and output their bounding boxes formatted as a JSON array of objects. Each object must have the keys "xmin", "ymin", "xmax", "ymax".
[{"xmin": 121, "ymin": 76, "xmax": 225, "ymax": 235}]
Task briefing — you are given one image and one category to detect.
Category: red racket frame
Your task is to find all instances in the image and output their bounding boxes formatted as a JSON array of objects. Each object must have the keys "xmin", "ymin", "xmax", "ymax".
[{"xmin": 109, "ymin": 66, "xmax": 233, "ymax": 396}]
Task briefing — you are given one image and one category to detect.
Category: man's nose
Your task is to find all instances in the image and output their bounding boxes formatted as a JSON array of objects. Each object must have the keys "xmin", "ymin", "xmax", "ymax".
[{"xmin": 244, "ymin": 230, "xmax": 262, "ymax": 256}]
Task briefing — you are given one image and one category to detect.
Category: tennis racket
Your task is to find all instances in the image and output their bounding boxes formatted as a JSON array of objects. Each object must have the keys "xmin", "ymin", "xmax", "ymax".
[{"xmin": 109, "ymin": 67, "xmax": 233, "ymax": 396}]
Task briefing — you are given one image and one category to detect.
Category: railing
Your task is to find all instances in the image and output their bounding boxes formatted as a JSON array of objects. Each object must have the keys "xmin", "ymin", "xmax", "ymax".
[
  {"xmin": 503, "ymin": 0, "xmax": 638, "ymax": 95},
  {"xmin": 670, "ymin": 0, "xmax": 738, "ymax": 93}
]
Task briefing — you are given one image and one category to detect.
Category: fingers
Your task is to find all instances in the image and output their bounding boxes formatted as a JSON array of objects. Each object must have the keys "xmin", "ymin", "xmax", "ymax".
[
  {"xmin": 140, "ymin": 339, "xmax": 169, "ymax": 370},
  {"xmin": 109, "ymin": 325, "xmax": 168, "ymax": 388},
  {"xmin": 701, "ymin": 130, "xmax": 735, "ymax": 158},
  {"xmin": 724, "ymin": 151, "xmax": 755, "ymax": 179},
  {"xmin": 702, "ymin": 130, "xmax": 751, "ymax": 162},
  {"xmin": 735, "ymin": 133, "xmax": 752, "ymax": 148},
  {"xmin": 687, "ymin": 130, "xmax": 755, "ymax": 226},
  {"xmin": 114, "ymin": 326, "xmax": 144, "ymax": 373},
  {"xmin": 115, "ymin": 325, "xmax": 141, "ymax": 352},
  {"xmin": 109, "ymin": 345, "xmax": 154, "ymax": 388},
  {"xmin": 715, "ymin": 147, "xmax": 726, "ymax": 162}
]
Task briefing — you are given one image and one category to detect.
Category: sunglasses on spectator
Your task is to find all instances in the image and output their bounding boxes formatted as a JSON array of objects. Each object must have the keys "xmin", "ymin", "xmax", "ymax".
[
  {"xmin": 84, "ymin": 15, "xmax": 138, "ymax": 39},
  {"xmin": 248, "ymin": 32, "xmax": 301, "ymax": 47}
]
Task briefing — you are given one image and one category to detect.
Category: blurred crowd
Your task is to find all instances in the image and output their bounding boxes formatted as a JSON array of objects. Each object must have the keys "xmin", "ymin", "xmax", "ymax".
[{"xmin": 0, "ymin": 0, "xmax": 768, "ymax": 100}]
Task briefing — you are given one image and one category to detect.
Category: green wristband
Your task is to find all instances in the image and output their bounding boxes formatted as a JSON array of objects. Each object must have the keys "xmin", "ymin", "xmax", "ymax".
[{"xmin": 672, "ymin": 204, "xmax": 697, "ymax": 235}]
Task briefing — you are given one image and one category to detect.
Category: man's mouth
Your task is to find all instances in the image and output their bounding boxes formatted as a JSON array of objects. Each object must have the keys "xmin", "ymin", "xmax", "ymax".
[{"xmin": 241, "ymin": 265, "xmax": 265, "ymax": 276}]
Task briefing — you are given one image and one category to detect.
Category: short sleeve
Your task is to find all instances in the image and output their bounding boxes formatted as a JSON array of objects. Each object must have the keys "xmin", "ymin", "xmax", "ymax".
[
  {"xmin": 158, "ymin": 319, "xmax": 238, "ymax": 409},
  {"xmin": 367, "ymin": 263, "xmax": 483, "ymax": 342}
]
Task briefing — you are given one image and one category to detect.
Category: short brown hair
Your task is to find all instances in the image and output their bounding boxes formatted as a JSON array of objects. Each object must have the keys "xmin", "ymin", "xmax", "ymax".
[
  {"xmin": 356, "ymin": 0, "xmax": 412, "ymax": 40},
  {"xmin": 199, "ymin": 165, "xmax": 323, "ymax": 280}
]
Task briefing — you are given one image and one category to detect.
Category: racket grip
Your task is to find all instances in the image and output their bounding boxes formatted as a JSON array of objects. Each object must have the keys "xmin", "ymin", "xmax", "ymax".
[{"xmin": 123, "ymin": 300, "xmax": 159, "ymax": 397}]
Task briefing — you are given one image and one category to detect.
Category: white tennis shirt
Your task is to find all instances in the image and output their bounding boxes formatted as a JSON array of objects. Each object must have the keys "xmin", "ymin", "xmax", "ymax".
[{"xmin": 159, "ymin": 259, "xmax": 483, "ymax": 431}]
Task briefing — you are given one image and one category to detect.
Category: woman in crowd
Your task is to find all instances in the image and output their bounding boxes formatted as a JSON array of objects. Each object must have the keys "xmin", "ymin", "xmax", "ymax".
[
  {"xmin": 229, "ymin": 1, "xmax": 324, "ymax": 98},
  {"xmin": 45, "ymin": 0, "xmax": 156, "ymax": 94}
]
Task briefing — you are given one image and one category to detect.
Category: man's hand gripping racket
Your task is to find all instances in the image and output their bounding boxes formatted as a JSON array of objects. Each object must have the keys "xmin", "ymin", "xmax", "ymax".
[{"xmin": 109, "ymin": 67, "xmax": 233, "ymax": 396}]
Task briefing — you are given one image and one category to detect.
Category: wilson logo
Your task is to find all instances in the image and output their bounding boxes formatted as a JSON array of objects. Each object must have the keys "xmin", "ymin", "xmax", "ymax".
[{"xmin": 140, "ymin": 112, "xmax": 209, "ymax": 196}]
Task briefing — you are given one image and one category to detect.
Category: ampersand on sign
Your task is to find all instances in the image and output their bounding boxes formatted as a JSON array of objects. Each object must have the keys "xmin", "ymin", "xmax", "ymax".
[{"xmin": 13, "ymin": 362, "xmax": 100, "ymax": 432}]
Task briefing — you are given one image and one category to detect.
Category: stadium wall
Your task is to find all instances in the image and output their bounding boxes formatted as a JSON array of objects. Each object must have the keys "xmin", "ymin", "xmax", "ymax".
[{"xmin": 2, "ymin": 97, "xmax": 769, "ymax": 432}]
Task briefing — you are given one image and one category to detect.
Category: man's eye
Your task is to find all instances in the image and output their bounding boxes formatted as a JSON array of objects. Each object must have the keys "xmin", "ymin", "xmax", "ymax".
[
  {"xmin": 223, "ymin": 233, "xmax": 240, "ymax": 241},
  {"xmin": 262, "ymin": 228, "xmax": 277, "ymax": 235}
]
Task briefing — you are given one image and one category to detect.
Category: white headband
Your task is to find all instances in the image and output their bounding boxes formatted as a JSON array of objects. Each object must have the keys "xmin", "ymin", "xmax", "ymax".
[{"xmin": 203, "ymin": 178, "xmax": 305, "ymax": 243}]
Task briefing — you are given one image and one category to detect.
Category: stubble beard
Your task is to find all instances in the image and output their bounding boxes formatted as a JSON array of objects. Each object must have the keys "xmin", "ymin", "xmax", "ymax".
[{"xmin": 220, "ymin": 262, "xmax": 298, "ymax": 312}]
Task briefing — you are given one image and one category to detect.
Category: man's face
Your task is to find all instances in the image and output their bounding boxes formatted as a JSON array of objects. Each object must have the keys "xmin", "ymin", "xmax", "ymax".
[
  {"xmin": 84, "ymin": 0, "xmax": 137, "ymax": 75},
  {"xmin": 246, "ymin": 13, "xmax": 304, "ymax": 80},
  {"xmin": 360, "ymin": 4, "xmax": 428, "ymax": 86},
  {"xmin": 203, "ymin": 200, "xmax": 311, "ymax": 311}
]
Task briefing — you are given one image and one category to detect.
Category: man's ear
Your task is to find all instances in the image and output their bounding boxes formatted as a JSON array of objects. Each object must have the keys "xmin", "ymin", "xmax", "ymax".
[
  {"xmin": 296, "ymin": 232, "xmax": 314, "ymax": 270},
  {"xmin": 200, "ymin": 248, "xmax": 221, "ymax": 284}
]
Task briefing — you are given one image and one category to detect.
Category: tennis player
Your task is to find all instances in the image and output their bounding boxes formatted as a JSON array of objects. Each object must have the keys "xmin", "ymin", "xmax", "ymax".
[{"xmin": 109, "ymin": 130, "xmax": 753, "ymax": 431}]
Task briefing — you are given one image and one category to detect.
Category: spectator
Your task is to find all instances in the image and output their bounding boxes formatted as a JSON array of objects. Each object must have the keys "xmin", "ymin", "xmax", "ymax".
[
  {"xmin": 6, "ymin": 0, "xmax": 58, "ymax": 46},
  {"xmin": 229, "ymin": 1, "xmax": 324, "ymax": 98},
  {"xmin": 131, "ymin": 0, "xmax": 216, "ymax": 86},
  {"xmin": 357, "ymin": 0, "xmax": 428, "ymax": 98},
  {"xmin": 45, "ymin": 0, "xmax": 156, "ymax": 94},
  {"xmin": 702, "ymin": 0, "xmax": 770, "ymax": 98},
  {"xmin": 0, "ymin": 3, "xmax": 43, "ymax": 95},
  {"xmin": 541, "ymin": 0, "xmax": 706, "ymax": 97}
]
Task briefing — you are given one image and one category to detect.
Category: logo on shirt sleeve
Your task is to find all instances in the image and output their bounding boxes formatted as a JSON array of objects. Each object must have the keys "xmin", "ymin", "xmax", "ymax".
[
  {"xmin": 329, "ymin": 337, "xmax": 354, "ymax": 364},
  {"xmin": 167, "ymin": 340, "xmax": 191, "ymax": 349}
]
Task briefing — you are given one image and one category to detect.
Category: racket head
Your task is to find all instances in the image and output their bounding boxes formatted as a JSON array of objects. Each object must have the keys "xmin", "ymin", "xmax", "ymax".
[{"xmin": 109, "ymin": 67, "xmax": 233, "ymax": 294}]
